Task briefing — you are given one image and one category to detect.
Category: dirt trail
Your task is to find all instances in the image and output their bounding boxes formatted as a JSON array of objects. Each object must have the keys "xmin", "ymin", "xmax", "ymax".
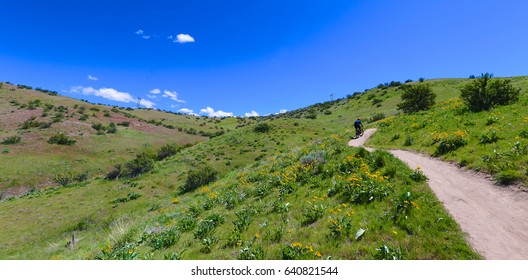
[{"xmin": 348, "ymin": 128, "xmax": 528, "ymax": 259}]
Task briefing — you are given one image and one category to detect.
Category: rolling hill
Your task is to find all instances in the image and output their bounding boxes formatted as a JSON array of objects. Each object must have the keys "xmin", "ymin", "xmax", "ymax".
[{"xmin": 1, "ymin": 75, "xmax": 526, "ymax": 259}]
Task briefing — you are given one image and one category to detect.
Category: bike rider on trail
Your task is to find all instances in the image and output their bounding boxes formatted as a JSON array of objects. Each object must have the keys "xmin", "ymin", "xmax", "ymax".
[{"xmin": 354, "ymin": 118, "xmax": 364, "ymax": 138}]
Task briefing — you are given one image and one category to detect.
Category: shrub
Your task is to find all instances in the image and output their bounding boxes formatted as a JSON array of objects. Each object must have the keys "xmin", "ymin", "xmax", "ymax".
[
  {"xmin": 55, "ymin": 173, "xmax": 74, "ymax": 187},
  {"xmin": 300, "ymin": 150, "xmax": 325, "ymax": 165},
  {"xmin": 20, "ymin": 117, "xmax": 47, "ymax": 129},
  {"xmin": 369, "ymin": 113, "xmax": 386, "ymax": 123},
  {"xmin": 123, "ymin": 152, "xmax": 155, "ymax": 178},
  {"xmin": 157, "ymin": 143, "xmax": 180, "ymax": 161},
  {"xmin": 48, "ymin": 133, "xmax": 76, "ymax": 145},
  {"xmin": 117, "ymin": 121, "xmax": 130, "ymax": 127},
  {"xmin": 434, "ymin": 131, "xmax": 467, "ymax": 155},
  {"xmin": 1, "ymin": 135, "xmax": 21, "ymax": 145},
  {"xmin": 253, "ymin": 123, "xmax": 271, "ymax": 133},
  {"xmin": 460, "ymin": 73, "xmax": 521, "ymax": 112},
  {"xmin": 107, "ymin": 122, "xmax": 117, "ymax": 133},
  {"xmin": 180, "ymin": 165, "xmax": 217, "ymax": 193},
  {"xmin": 397, "ymin": 84, "xmax": 436, "ymax": 113}
]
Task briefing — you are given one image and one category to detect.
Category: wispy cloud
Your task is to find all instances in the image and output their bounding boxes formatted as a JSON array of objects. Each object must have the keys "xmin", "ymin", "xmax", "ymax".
[
  {"xmin": 162, "ymin": 90, "xmax": 185, "ymax": 103},
  {"xmin": 135, "ymin": 29, "xmax": 151, "ymax": 39},
  {"xmin": 173, "ymin": 34, "xmax": 195, "ymax": 43},
  {"xmin": 278, "ymin": 109, "xmax": 288, "ymax": 114},
  {"xmin": 245, "ymin": 110, "xmax": 259, "ymax": 117},
  {"xmin": 149, "ymin": 88, "xmax": 161, "ymax": 94},
  {"xmin": 70, "ymin": 86, "xmax": 154, "ymax": 108},
  {"xmin": 200, "ymin": 107, "xmax": 233, "ymax": 118},
  {"xmin": 178, "ymin": 108, "xmax": 198, "ymax": 116},
  {"xmin": 87, "ymin": 75, "xmax": 98, "ymax": 81},
  {"xmin": 146, "ymin": 95, "xmax": 157, "ymax": 99}
]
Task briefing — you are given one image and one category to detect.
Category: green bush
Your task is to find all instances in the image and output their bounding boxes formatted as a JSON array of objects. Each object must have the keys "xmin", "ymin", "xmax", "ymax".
[
  {"xmin": 369, "ymin": 113, "xmax": 386, "ymax": 123},
  {"xmin": 180, "ymin": 165, "xmax": 217, "ymax": 193},
  {"xmin": 117, "ymin": 121, "xmax": 130, "ymax": 127},
  {"xmin": 1, "ymin": 135, "xmax": 21, "ymax": 145},
  {"xmin": 157, "ymin": 143, "xmax": 180, "ymax": 161},
  {"xmin": 107, "ymin": 122, "xmax": 117, "ymax": 133},
  {"xmin": 48, "ymin": 133, "xmax": 76, "ymax": 145},
  {"xmin": 253, "ymin": 123, "xmax": 271, "ymax": 133},
  {"xmin": 124, "ymin": 152, "xmax": 155, "ymax": 178},
  {"xmin": 460, "ymin": 73, "xmax": 521, "ymax": 112},
  {"xmin": 433, "ymin": 131, "xmax": 468, "ymax": 155},
  {"xmin": 397, "ymin": 84, "xmax": 436, "ymax": 113}
]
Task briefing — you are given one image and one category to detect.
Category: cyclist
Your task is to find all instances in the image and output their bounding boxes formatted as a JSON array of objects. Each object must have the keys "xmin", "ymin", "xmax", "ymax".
[{"xmin": 354, "ymin": 118, "xmax": 364, "ymax": 138}]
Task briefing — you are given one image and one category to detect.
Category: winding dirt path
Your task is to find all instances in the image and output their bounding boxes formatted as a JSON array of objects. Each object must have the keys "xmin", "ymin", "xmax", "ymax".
[{"xmin": 348, "ymin": 128, "xmax": 528, "ymax": 259}]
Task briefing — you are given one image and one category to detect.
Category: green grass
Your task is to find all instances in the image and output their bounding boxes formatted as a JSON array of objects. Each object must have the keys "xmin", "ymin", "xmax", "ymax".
[
  {"xmin": 6, "ymin": 76, "xmax": 527, "ymax": 259},
  {"xmin": 369, "ymin": 93, "xmax": 528, "ymax": 185},
  {"xmin": 0, "ymin": 133, "xmax": 479, "ymax": 259}
]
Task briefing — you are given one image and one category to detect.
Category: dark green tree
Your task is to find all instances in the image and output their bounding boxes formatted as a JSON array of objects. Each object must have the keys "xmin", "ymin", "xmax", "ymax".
[
  {"xmin": 460, "ymin": 73, "xmax": 520, "ymax": 112},
  {"xmin": 396, "ymin": 84, "xmax": 436, "ymax": 113}
]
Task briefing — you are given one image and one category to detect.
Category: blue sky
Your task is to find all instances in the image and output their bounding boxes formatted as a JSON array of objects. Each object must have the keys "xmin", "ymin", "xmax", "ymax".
[{"xmin": 1, "ymin": 0, "xmax": 527, "ymax": 117}]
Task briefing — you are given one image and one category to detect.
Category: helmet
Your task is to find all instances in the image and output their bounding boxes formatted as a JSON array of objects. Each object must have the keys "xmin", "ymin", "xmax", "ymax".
[{"xmin": 357, "ymin": 118, "xmax": 361, "ymax": 120}]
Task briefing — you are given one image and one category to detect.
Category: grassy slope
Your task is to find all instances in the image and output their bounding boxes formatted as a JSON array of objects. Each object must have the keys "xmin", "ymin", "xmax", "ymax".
[
  {"xmin": 1, "ymin": 76, "xmax": 499, "ymax": 259},
  {"xmin": 0, "ymin": 83, "xmax": 213, "ymax": 194},
  {"xmin": 369, "ymin": 76, "xmax": 528, "ymax": 185}
]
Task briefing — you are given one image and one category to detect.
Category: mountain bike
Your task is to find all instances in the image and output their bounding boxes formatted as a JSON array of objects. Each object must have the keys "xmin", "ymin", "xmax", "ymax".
[{"xmin": 355, "ymin": 126, "xmax": 364, "ymax": 138}]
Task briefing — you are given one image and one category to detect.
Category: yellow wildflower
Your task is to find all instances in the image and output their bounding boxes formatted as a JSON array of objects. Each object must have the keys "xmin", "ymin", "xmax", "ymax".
[{"xmin": 315, "ymin": 251, "xmax": 322, "ymax": 257}]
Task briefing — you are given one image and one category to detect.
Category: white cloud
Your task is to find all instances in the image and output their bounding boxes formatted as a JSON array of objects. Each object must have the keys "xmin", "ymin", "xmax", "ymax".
[
  {"xmin": 162, "ymin": 90, "xmax": 185, "ymax": 103},
  {"xmin": 87, "ymin": 75, "xmax": 98, "ymax": 81},
  {"xmin": 178, "ymin": 108, "xmax": 198, "ymax": 116},
  {"xmin": 139, "ymin": 99, "xmax": 155, "ymax": 108},
  {"xmin": 167, "ymin": 35, "xmax": 174, "ymax": 39},
  {"xmin": 70, "ymin": 86, "xmax": 155, "ymax": 108},
  {"xmin": 278, "ymin": 109, "xmax": 288, "ymax": 114},
  {"xmin": 174, "ymin": 34, "xmax": 195, "ymax": 43},
  {"xmin": 146, "ymin": 95, "xmax": 157, "ymax": 99},
  {"xmin": 135, "ymin": 30, "xmax": 144, "ymax": 35},
  {"xmin": 200, "ymin": 107, "xmax": 233, "ymax": 118},
  {"xmin": 142, "ymin": 35, "xmax": 150, "ymax": 39},
  {"xmin": 244, "ymin": 110, "xmax": 259, "ymax": 117},
  {"xmin": 149, "ymin": 88, "xmax": 161, "ymax": 94}
]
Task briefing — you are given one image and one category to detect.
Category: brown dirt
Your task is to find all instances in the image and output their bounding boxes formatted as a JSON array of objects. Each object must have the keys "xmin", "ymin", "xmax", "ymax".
[{"xmin": 349, "ymin": 128, "xmax": 528, "ymax": 260}]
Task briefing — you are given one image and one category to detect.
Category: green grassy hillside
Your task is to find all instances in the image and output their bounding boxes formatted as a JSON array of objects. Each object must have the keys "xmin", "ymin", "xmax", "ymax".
[
  {"xmin": 3, "ymin": 75, "xmax": 527, "ymax": 260},
  {"xmin": 368, "ymin": 76, "xmax": 528, "ymax": 186}
]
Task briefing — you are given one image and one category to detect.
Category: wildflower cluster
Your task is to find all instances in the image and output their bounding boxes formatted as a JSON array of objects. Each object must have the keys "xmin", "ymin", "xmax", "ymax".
[
  {"xmin": 281, "ymin": 242, "xmax": 322, "ymax": 260},
  {"xmin": 433, "ymin": 130, "xmax": 468, "ymax": 155}
]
